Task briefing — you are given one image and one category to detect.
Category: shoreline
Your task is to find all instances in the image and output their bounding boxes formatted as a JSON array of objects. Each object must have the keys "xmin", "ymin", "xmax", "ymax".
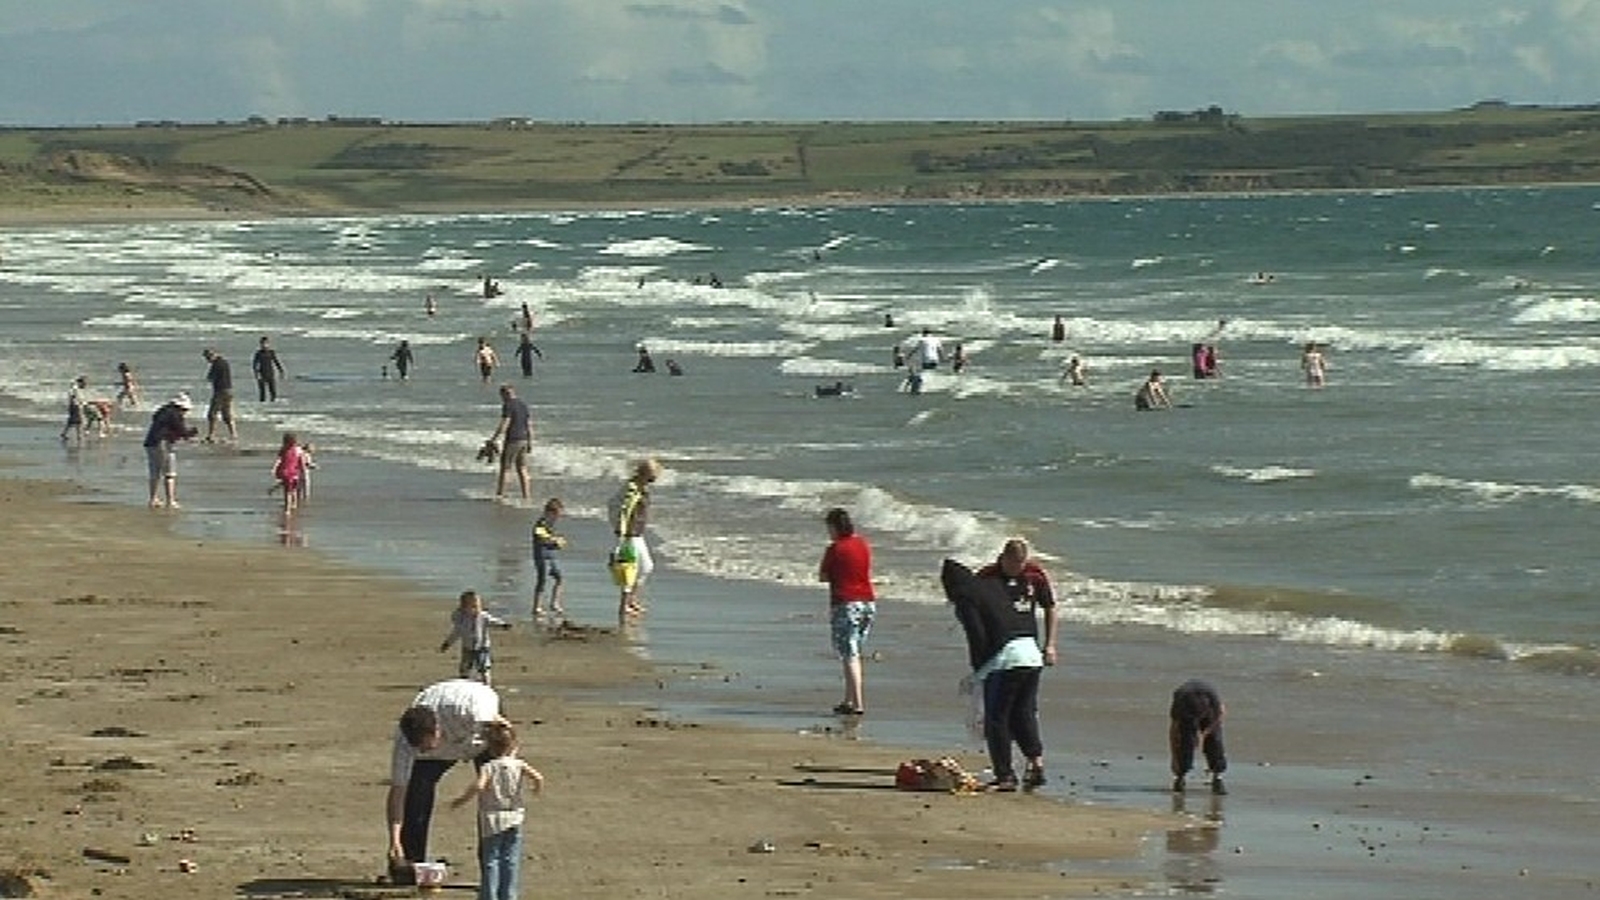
[
  {"xmin": 6, "ymin": 179, "xmax": 1600, "ymax": 229},
  {"xmin": 0, "ymin": 469, "xmax": 1177, "ymax": 900}
]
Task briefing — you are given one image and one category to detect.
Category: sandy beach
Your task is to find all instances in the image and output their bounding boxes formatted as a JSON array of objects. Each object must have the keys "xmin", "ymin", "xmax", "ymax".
[
  {"xmin": 6, "ymin": 194, "xmax": 1600, "ymax": 900},
  {"xmin": 0, "ymin": 472, "xmax": 1176, "ymax": 900}
]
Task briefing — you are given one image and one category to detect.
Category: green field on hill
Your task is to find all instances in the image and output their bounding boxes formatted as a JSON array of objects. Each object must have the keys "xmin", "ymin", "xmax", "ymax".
[{"xmin": 3, "ymin": 104, "xmax": 1600, "ymax": 214}]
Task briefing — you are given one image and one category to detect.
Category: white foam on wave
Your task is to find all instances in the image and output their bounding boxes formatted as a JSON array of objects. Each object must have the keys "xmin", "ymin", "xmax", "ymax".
[
  {"xmin": 1067, "ymin": 579, "xmax": 1461, "ymax": 653},
  {"xmin": 1411, "ymin": 472, "xmax": 1600, "ymax": 506},
  {"xmin": 1405, "ymin": 338, "xmax": 1600, "ymax": 371},
  {"xmin": 778, "ymin": 356, "xmax": 886, "ymax": 377},
  {"xmin": 416, "ymin": 250, "xmax": 483, "ymax": 272},
  {"xmin": 781, "ymin": 319, "xmax": 887, "ymax": 343},
  {"xmin": 639, "ymin": 337, "xmax": 812, "ymax": 358},
  {"xmin": 744, "ymin": 269, "xmax": 811, "ymax": 287},
  {"xmin": 1213, "ymin": 464, "xmax": 1317, "ymax": 483},
  {"xmin": 1511, "ymin": 296, "xmax": 1600, "ymax": 324},
  {"xmin": 79, "ymin": 311, "xmax": 472, "ymax": 347},
  {"xmin": 597, "ymin": 236, "xmax": 711, "ymax": 258}
]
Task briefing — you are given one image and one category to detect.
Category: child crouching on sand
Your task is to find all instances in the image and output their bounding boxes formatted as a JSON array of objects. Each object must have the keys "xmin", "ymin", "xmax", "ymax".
[
  {"xmin": 451, "ymin": 722, "xmax": 543, "ymax": 900},
  {"xmin": 439, "ymin": 590, "xmax": 512, "ymax": 685}
]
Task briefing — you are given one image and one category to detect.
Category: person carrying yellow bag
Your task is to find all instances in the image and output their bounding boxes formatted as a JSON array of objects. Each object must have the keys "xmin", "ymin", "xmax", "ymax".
[{"xmin": 609, "ymin": 457, "xmax": 661, "ymax": 620}]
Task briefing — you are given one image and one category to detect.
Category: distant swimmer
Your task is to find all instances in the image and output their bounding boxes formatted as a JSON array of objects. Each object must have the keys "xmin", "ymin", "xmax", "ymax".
[
  {"xmin": 891, "ymin": 345, "xmax": 906, "ymax": 369},
  {"xmin": 883, "ymin": 313, "xmax": 896, "ymax": 329},
  {"xmin": 1191, "ymin": 343, "xmax": 1219, "ymax": 379},
  {"xmin": 519, "ymin": 302, "xmax": 534, "ymax": 332},
  {"xmin": 482, "ymin": 275, "xmax": 503, "ymax": 298},
  {"xmin": 253, "ymin": 335, "xmax": 287, "ymax": 402},
  {"xmin": 665, "ymin": 358, "xmax": 684, "ymax": 376},
  {"xmin": 1051, "ymin": 315, "xmax": 1066, "ymax": 342},
  {"xmin": 475, "ymin": 337, "xmax": 499, "ymax": 384},
  {"xmin": 1247, "ymin": 272, "xmax": 1274, "ymax": 285},
  {"xmin": 1301, "ymin": 342, "xmax": 1327, "ymax": 388},
  {"xmin": 815, "ymin": 381, "xmax": 853, "ymax": 398},
  {"xmin": 906, "ymin": 328, "xmax": 943, "ymax": 370},
  {"xmin": 633, "ymin": 345, "xmax": 656, "ymax": 374},
  {"xmin": 390, "ymin": 340, "xmax": 415, "ymax": 380},
  {"xmin": 425, "ymin": 295, "xmax": 437, "ymax": 317},
  {"xmin": 115, "ymin": 362, "xmax": 142, "ymax": 407},
  {"xmin": 951, "ymin": 343, "xmax": 969, "ymax": 374},
  {"xmin": 1061, "ymin": 356, "xmax": 1087, "ymax": 387},
  {"xmin": 515, "ymin": 332, "xmax": 542, "ymax": 378},
  {"xmin": 1134, "ymin": 370, "xmax": 1172, "ymax": 411}
]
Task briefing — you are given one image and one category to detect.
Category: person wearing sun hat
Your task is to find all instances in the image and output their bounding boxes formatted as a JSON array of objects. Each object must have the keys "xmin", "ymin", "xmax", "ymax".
[{"xmin": 142, "ymin": 392, "xmax": 199, "ymax": 509}]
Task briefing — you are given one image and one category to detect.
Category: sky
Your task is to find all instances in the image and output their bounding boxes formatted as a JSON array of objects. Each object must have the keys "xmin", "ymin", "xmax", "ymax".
[{"xmin": 2, "ymin": 0, "xmax": 1598, "ymax": 126}]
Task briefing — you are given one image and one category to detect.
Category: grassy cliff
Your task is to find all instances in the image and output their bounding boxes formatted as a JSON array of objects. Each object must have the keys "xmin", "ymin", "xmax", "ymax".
[{"xmin": 4, "ymin": 105, "xmax": 1600, "ymax": 214}]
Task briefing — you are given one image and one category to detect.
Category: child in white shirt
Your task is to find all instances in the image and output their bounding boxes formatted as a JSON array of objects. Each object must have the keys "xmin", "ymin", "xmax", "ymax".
[{"xmin": 451, "ymin": 723, "xmax": 543, "ymax": 900}]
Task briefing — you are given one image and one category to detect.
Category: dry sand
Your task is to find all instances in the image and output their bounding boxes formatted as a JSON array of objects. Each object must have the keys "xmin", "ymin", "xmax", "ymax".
[{"xmin": 0, "ymin": 475, "xmax": 1177, "ymax": 900}]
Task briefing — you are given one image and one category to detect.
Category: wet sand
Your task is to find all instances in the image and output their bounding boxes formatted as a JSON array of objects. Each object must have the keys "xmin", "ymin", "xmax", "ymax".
[{"xmin": 0, "ymin": 472, "xmax": 1177, "ymax": 900}]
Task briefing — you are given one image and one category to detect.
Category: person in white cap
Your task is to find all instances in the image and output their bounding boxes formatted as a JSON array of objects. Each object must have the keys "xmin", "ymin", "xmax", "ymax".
[{"xmin": 142, "ymin": 393, "xmax": 198, "ymax": 508}]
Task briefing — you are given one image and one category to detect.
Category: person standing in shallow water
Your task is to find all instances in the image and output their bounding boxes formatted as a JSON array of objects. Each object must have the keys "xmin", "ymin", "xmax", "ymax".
[
  {"xmin": 143, "ymin": 393, "xmax": 198, "ymax": 508},
  {"xmin": 475, "ymin": 338, "xmax": 499, "ymax": 384},
  {"xmin": 514, "ymin": 331, "xmax": 542, "ymax": 378},
  {"xmin": 1169, "ymin": 679, "xmax": 1227, "ymax": 795},
  {"xmin": 1301, "ymin": 342, "xmax": 1327, "ymax": 388},
  {"xmin": 201, "ymin": 348, "xmax": 237, "ymax": 442},
  {"xmin": 612, "ymin": 457, "xmax": 661, "ymax": 619},
  {"xmin": 818, "ymin": 508, "xmax": 876, "ymax": 717},
  {"xmin": 390, "ymin": 340, "xmax": 414, "ymax": 380},
  {"xmin": 490, "ymin": 384, "xmax": 532, "ymax": 502},
  {"xmin": 943, "ymin": 539, "xmax": 1057, "ymax": 792},
  {"xmin": 252, "ymin": 335, "xmax": 286, "ymax": 402}
]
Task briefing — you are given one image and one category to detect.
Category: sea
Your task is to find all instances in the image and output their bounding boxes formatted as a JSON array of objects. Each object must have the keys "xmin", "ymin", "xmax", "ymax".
[{"xmin": 3, "ymin": 187, "xmax": 1599, "ymax": 897}]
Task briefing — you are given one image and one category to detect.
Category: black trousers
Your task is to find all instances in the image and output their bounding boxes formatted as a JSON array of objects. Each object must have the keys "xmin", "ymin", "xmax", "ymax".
[
  {"xmin": 400, "ymin": 751, "xmax": 490, "ymax": 863},
  {"xmin": 982, "ymin": 666, "xmax": 1043, "ymax": 781},
  {"xmin": 1169, "ymin": 718, "xmax": 1227, "ymax": 777}
]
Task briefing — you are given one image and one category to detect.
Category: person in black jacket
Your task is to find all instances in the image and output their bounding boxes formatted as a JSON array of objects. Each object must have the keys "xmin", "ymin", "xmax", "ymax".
[
  {"xmin": 252, "ymin": 335, "xmax": 286, "ymax": 401},
  {"xmin": 143, "ymin": 393, "xmax": 198, "ymax": 508},
  {"xmin": 941, "ymin": 539, "xmax": 1058, "ymax": 792},
  {"xmin": 201, "ymin": 348, "xmax": 237, "ymax": 442}
]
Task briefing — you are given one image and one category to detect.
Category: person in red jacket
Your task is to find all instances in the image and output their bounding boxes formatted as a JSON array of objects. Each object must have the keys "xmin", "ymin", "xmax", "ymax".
[{"xmin": 818, "ymin": 507, "xmax": 876, "ymax": 716}]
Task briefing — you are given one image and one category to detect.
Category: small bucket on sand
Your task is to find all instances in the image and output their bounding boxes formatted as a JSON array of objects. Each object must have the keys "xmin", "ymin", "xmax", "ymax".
[{"xmin": 413, "ymin": 860, "xmax": 447, "ymax": 891}]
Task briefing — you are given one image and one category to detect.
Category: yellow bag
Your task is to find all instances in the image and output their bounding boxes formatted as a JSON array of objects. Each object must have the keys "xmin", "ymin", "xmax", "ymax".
[{"xmin": 609, "ymin": 543, "xmax": 638, "ymax": 588}]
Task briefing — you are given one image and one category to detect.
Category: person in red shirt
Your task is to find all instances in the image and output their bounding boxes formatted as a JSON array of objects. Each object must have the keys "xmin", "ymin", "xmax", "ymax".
[{"xmin": 818, "ymin": 507, "xmax": 876, "ymax": 716}]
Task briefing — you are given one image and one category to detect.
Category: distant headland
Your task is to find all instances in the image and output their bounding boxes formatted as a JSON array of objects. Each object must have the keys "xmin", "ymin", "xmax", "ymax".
[{"xmin": 4, "ymin": 102, "xmax": 1599, "ymax": 220}]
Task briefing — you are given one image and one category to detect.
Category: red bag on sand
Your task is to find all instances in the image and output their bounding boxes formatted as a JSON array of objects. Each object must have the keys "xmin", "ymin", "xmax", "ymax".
[{"xmin": 894, "ymin": 757, "xmax": 978, "ymax": 794}]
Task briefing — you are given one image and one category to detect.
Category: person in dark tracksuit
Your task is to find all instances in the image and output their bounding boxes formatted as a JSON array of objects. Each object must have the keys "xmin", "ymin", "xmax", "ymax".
[{"xmin": 1170, "ymin": 679, "xmax": 1227, "ymax": 794}]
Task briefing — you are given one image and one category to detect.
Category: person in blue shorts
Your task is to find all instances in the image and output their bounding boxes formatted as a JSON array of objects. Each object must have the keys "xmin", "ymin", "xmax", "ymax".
[{"xmin": 530, "ymin": 498, "xmax": 567, "ymax": 618}]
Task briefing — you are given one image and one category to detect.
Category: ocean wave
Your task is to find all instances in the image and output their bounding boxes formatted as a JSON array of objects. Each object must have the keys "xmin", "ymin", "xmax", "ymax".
[
  {"xmin": 1511, "ymin": 296, "xmax": 1600, "ymax": 324},
  {"xmin": 640, "ymin": 338, "xmax": 813, "ymax": 358},
  {"xmin": 1404, "ymin": 338, "xmax": 1600, "ymax": 371},
  {"xmin": 1212, "ymin": 464, "xmax": 1317, "ymax": 483},
  {"xmin": 597, "ymin": 236, "xmax": 711, "ymax": 258},
  {"xmin": 778, "ymin": 356, "xmax": 887, "ymax": 378},
  {"xmin": 1410, "ymin": 472, "xmax": 1600, "ymax": 506}
]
